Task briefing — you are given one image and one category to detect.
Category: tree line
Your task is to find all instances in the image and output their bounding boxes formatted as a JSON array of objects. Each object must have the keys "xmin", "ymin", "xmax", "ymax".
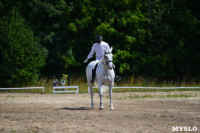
[{"xmin": 0, "ymin": 0, "xmax": 200, "ymax": 87}]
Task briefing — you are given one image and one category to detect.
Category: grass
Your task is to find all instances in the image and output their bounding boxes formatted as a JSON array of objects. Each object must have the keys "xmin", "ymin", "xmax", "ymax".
[
  {"xmin": 0, "ymin": 76, "xmax": 200, "ymax": 94},
  {"xmin": 6, "ymin": 95, "xmax": 29, "ymax": 98},
  {"xmin": 111, "ymin": 93, "xmax": 198, "ymax": 100}
]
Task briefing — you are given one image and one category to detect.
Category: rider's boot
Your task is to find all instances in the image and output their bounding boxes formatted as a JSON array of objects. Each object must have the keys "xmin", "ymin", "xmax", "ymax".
[
  {"xmin": 90, "ymin": 63, "xmax": 98, "ymax": 84},
  {"xmin": 90, "ymin": 68, "xmax": 95, "ymax": 84}
]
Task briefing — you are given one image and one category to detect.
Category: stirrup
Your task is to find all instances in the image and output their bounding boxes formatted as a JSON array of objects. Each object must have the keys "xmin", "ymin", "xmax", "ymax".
[
  {"xmin": 115, "ymin": 75, "xmax": 121, "ymax": 81},
  {"xmin": 90, "ymin": 79, "xmax": 94, "ymax": 84}
]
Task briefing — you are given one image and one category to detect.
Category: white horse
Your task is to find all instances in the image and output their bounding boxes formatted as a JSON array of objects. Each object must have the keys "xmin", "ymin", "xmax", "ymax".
[{"xmin": 86, "ymin": 47, "xmax": 115, "ymax": 110}]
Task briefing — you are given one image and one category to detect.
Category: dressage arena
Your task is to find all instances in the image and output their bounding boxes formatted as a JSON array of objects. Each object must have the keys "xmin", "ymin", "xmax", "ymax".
[{"xmin": 0, "ymin": 91, "xmax": 200, "ymax": 133}]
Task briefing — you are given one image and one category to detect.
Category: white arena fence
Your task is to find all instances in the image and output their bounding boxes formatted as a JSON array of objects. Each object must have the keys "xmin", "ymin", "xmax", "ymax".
[
  {"xmin": 53, "ymin": 86, "xmax": 79, "ymax": 94},
  {"xmin": 88, "ymin": 86, "xmax": 200, "ymax": 93},
  {"xmin": 0, "ymin": 86, "xmax": 199, "ymax": 94},
  {"xmin": 0, "ymin": 87, "xmax": 44, "ymax": 93}
]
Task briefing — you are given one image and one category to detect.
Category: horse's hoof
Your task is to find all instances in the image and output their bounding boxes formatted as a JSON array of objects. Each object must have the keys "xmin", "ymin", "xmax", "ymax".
[
  {"xmin": 110, "ymin": 107, "xmax": 115, "ymax": 110},
  {"xmin": 99, "ymin": 106, "xmax": 104, "ymax": 110},
  {"xmin": 99, "ymin": 104, "xmax": 104, "ymax": 110}
]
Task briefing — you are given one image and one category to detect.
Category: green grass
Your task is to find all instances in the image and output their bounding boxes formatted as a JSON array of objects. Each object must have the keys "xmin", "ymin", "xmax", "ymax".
[
  {"xmin": 111, "ymin": 93, "xmax": 198, "ymax": 100},
  {"xmin": 0, "ymin": 76, "xmax": 200, "ymax": 94}
]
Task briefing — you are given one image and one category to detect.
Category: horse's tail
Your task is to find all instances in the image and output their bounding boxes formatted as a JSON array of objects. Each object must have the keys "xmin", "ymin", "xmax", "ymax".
[
  {"xmin": 94, "ymin": 83, "xmax": 109, "ymax": 93},
  {"xmin": 102, "ymin": 85, "xmax": 109, "ymax": 93}
]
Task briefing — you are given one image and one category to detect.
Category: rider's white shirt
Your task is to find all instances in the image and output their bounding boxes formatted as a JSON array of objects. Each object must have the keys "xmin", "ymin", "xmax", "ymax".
[{"xmin": 87, "ymin": 41, "xmax": 110, "ymax": 61}]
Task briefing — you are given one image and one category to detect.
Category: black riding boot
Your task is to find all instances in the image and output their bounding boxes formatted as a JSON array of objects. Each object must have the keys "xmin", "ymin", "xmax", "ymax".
[
  {"xmin": 90, "ymin": 69, "xmax": 95, "ymax": 84},
  {"xmin": 90, "ymin": 63, "xmax": 98, "ymax": 84}
]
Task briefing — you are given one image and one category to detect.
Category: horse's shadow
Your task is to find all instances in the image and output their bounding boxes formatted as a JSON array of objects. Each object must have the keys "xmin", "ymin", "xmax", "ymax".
[{"xmin": 59, "ymin": 107, "xmax": 91, "ymax": 111}]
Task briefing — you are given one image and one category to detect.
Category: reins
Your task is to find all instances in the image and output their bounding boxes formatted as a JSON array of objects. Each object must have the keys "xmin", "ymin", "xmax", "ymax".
[
  {"xmin": 102, "ymin": 58, "xmax": 113, "ymax": 66},
  {"xmin": 100, "ymin": 51, "xmax": 113, "ymax": 66}
]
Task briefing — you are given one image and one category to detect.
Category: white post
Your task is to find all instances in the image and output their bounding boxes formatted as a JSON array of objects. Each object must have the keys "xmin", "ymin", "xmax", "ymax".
[{"xmin": 53, "ymin": 86, "xmax": 79, "ymax": 94}]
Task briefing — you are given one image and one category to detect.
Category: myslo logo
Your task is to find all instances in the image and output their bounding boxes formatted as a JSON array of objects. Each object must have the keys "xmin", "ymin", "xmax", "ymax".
[{"xmin": 172, "ymin": 126, "xmax": 198, "ymax": 132}]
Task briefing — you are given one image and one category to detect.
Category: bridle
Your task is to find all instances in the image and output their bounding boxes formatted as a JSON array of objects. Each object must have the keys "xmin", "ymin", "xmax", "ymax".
[
  {"xmin": 102, "ymin": 53, "xmax": 113, "ymax": 66},
  {"xmin": 102, "ymin": 60, "xmax": 113, "ymax": 66}
]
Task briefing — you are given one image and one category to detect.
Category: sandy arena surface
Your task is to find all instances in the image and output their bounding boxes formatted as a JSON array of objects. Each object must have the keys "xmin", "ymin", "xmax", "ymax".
[{"xmin": 0, "ymin": 91, "xmax": 200, "ymax": 133}]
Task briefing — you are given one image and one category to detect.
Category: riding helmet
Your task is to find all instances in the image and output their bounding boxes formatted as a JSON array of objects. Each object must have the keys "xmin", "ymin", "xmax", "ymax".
[{"xmin": 95, "ymin": 35, "xmax": 102, "ymax": 43}]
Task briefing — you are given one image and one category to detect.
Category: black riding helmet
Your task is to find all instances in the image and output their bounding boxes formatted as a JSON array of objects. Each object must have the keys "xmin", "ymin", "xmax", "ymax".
[{"xmin": 95, "ymin": 35, "xmax": 102, "ymax": 43}]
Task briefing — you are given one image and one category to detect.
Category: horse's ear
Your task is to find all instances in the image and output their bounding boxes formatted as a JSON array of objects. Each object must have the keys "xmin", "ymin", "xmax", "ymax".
[{"xmin": 110, "ymin": 47, "xmax": 113, "ymax": 52}]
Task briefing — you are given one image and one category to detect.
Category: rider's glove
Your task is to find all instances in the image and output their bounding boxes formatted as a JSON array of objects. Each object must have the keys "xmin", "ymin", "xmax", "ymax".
[{"xmin": 83, "ymin": 58, "xmax": 88, "ymax": 63}]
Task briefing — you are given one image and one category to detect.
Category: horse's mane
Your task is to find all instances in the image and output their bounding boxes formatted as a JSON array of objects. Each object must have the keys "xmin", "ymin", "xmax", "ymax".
[
  {"xmin": 98, "ymin": 50, "xmax": 112, "ymax": 64},
  {"xmin": 98, "ymin": 58, "xmax": 104, "ymax": 64}
]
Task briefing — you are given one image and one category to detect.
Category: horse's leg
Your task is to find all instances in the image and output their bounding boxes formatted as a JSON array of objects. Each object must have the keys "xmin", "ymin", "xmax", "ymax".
[
  {"xmin": 109, "ymin": 84, "xmax": 114, "ymax": 110},
  {"xmin": 89, "ymin": 83, "xmax": 94, "ymax": 109},
  {"xmin": 98, "ymin": 83, "xmax": 104, "ymax": 110}
]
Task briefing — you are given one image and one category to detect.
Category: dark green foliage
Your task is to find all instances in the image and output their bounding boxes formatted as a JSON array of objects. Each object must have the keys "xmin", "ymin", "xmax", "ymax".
[
  {"xmin": 0, "ymin": 0, "xmax": 200, "ymax": 86},
  {"xmin": 145, "ymin": 0, "xmax": 200, "ymax": 79},
  {"xmin": 0, "ymin": 8, "xmax": 47, "ymax": 87}
]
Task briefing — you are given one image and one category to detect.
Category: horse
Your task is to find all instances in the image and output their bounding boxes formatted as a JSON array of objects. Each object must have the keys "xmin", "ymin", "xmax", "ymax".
[{"xmin": 86, "ymin": 47, "xmax": 115, "ymax": 110}]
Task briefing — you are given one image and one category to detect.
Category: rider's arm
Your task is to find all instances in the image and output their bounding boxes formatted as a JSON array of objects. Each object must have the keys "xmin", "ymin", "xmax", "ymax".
[{"xmin": 87, "ymin": 45, "xmax": 95, "ymax": 59}]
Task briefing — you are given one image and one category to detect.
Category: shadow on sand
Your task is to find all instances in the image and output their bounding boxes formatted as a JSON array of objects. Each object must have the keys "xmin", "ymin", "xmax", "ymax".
[{"xmin": 59, "ymin": 107, "xmax": 91, "ymax": 111}]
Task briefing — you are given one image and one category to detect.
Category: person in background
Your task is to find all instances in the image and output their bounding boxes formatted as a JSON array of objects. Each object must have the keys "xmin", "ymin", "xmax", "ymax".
[{"xmin": 52, "ymin": 75, "xmax": 59, "ymax": 86}]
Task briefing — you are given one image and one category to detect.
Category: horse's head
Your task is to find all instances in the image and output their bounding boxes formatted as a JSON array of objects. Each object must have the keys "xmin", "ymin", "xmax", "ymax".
[{"xmin": 103, "ymin": 47, "xmax": 113, "ymax": 70}]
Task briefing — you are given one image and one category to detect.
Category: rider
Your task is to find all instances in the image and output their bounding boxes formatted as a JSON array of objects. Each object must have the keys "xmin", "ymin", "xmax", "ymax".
[{"xmin": 83, "ymin": 35, "xmax": 111, "ymax": 83}]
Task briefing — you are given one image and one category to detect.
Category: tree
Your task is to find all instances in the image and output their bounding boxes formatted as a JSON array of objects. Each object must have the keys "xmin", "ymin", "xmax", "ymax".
[
  {"xmin": 1, "ymin": 0, "xmax": 200, "ymax": 82},
  {"xmin": 0, "ymin": 8, "xmax": 47, "ymax": 87}
]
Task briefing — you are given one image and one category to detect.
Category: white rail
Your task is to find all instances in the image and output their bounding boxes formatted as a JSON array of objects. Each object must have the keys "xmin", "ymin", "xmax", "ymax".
[
  {"xmin": 113, "ymin": 87, "xmax": 200, "ymax": 89},
  {"xmin": 0, "ymin": 87, "xmax": 44, "ymax": 93},
  {"xmin": 53, "ymin": 86, "xmax": 79, "ymax": 94}
]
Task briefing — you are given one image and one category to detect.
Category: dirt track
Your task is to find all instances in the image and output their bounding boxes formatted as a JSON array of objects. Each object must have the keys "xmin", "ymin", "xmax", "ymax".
[{"xmin": 0, "ymin": 91, "xmax": 200, "ymax": 133}]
